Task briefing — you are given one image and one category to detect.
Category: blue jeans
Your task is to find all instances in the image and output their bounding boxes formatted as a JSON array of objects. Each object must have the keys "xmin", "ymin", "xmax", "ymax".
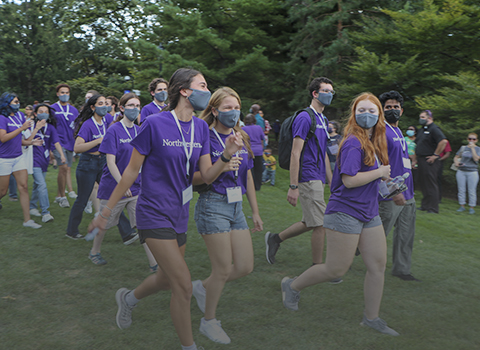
[
  {"xmin": 456, "ymin": 170, "xmax": 479, "ymax": 207},
  {"xmin": 262, "ymin": 168, "xmax": 276, "ymax": 185},
  {"xmin": 30, "ymin": 167, "xmax": 50, "ymax": 215},
  {"xmin": 9, "ymin": 174, "xmax": 17, "ymax": 198}
]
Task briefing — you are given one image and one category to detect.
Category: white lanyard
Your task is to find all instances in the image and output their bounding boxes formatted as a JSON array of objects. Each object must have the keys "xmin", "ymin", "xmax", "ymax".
[
  {"xmin": 375, "ymin": 154, "xmax": 381, "ymax": 168},
  {"xmin": 8, "ymin": 112, "xmax": 23, "ymax": 129},
  {"xmin": 171, "ymin": 110, "xmax": 195, "ymax": 179},
  {"xmin": 56, "ymin": 102, "xmax": 71, "ymax": 121},
  {"xmin": 309, "ymin": 105, "xmax": 330, "ymax": 140},
  {"xmin": 120, "ymin": 120, "xmax": 137, "ymax": 141},
  {"xmin": 153, "ymin": 101, "xmax": 165, "ymax": 111},
  {"xmin": 37, "ymin": 124, "xmax": 48, "ymax": 145},
  {"xmin": 91, "ymin": 117, "xmax": 106, "ymax": 138},
  {"xmin": 386, "ymin": 122, "xmax": 406, "ymax": 152},
  {"xmin": 213, "ymin": 127, "xmax": 238, "ymax": 182}
]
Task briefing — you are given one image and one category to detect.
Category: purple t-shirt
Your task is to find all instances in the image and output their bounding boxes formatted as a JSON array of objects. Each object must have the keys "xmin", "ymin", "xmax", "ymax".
[
  {"xmin": 207, "ymin": 129, "xmax": 254, "ymax": 195},
  {"xmin": 325, "ymin": 135, "xmax": 380, "ymax": 222},
  {"xmin": 97, "ymin": 121, "xmax": 141, "ymax": 200},
  {"xmin": 104, "ymin": 113, "xmax": 114, "ymax": 129},
  {"xmin": 242, "ymin": 125, "xmax": 265, "ymax": 156},
  {"xmin": 0, "ymin": 112, "xmax": 26, "ymax": 158},
  {"xmin": 380, "ymin": 124, "xmax": 414, "ymax": 201},
  {"xmin": 292, "ymin": 109, "xmax": 329, "ymax": 183},
  {"xmin": 77, "ymin": 118, "xmax": 107, "ymax": 153},
  {"xmin": 140, "ymin": 101, "xmax": 168, "ymax": 122},
  {"xmin": 33, "ymin": 124, "xmax": 60, "ymax": 172},
  {"xmin": 50, "ymin": 102, "xmax": 79, "ymax": 151},
  {"xmin": 130, "ymin": 111, "xmax": 210, "ymax": 232}
]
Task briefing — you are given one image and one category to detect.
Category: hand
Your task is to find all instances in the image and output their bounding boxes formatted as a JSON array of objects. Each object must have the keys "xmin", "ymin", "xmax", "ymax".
[
  {"xmin": 250, "ymin": 213, "xmax": 263, "ymax": 233},
  {"xmin": 22, "ymin": 119, "xmax": 33, "ymax": 130},
  {"xmin": 35, "ymin": 119, "xmax": 47, "ymax": 130},
  {"xmin": 31, "ymin": 138, "xmax": 43, "ymax": 146},
  {"xmin": 379, "ymin": 165, "xmax": 391, "ymax": 180},
  {"xmin": 61, "ymin": 156, "xmax": 66, "ymax": 164},
  {"xmin": 426, "ymin": 155, "xmax": 437, "ymax": 163},
  {"xmin": 124, "ymin": 189, "xmax": 132, "ymax": 197},
  {"xmin": 223, "ymin": 156, "xmax": 242, "ymax": 172},
  {"xmin": 392, "ymin": 193, "xmax": 406, "ymax": 206},
  {"xmin": 225, "ymin": 132, "xmax": 244, "ymax": 156},
  {"xmin": 468, "ymin": 142, "xmax": 475, "ymax": 149},
  {"xmin": 97, "ymin": 137, "xmax": 104, "ymax": 144},
  {"xmin": 287, "ymin": 188, "xmax": 299, "ymax": 207},
  {"xmin": 88, "ymin": 212, "xmax": 108, "ymax": 233}
]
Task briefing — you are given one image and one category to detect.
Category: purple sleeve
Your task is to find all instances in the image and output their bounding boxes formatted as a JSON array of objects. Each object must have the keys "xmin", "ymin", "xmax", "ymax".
[
  {"xmin": 0, "ymin": 116, "xmax": 7, "ymax": 131},
  {"xmin": 49, "ymin": 127, "xmax": 60, "ymax": 150},
  {"xmin": 130, "ymin": 119, "xmax": 152, "ymax": 156},
  {"xmin": 339, "ymin": 137, "xmax": 363, "ymax": 176},
  {"xmin": 99, "ymin": 127, "xmax": 117, "ymax": 155},
  {"xmin": 77, "ymin": 121, "xmax": 92, "ymax": 142},
  {"xmin": 292, "ymin": 112, "xmax": 311, "ymax": 140}
]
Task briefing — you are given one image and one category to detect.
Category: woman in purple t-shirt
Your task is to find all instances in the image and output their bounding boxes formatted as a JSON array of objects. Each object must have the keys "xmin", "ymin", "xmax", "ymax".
[
  {"xmin": 65, "ymin": 94, "xmax": 109, "ymax": 240},
  {"xmin": 89, "ymin": 69, "xmax": 244, "ymax": 350},
  {"xmin": 242, "ymin": 114, "xmax": 265, "ymax": 191},
  {"xmin": 191, "ymin": 87, "xmax": 263, "ymax": 344},
  {"xmin": 281, "ymin": 93, "xmax": 400, "ymax": 336},
  {"xmin": 0, "ymin": 92, "xmax": 44, "ymax": 229}
]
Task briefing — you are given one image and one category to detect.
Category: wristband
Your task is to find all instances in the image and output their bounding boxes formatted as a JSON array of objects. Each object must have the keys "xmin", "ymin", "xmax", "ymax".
[
  {"xmin": 104, "ymin": 205, "xmax": 113, "ymax": 212},
  {"xmin": 221, "ymin": 153, "xmax": 231, "ymax": 163},
  {"xmin": 433, "ymin": 154, "xmax": 440, "ymax": 158},
  {"xmin": 99, "ymin": 211, "xmax": 110, "ymax": 220},
  {"xmin": 289, "ymin": 184, "xmax": 299, "ymax": 190}
]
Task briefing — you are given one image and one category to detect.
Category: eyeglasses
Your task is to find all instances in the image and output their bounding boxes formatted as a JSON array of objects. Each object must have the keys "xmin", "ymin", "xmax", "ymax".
[
  {"xmin": 125, "ymin": 104, "xmax": 141, "ymax": 108},
  {"xmin": 318, "ymin": 89, "xmax": 335, "ymax": 95},
  {"xmin": 468, "ymin": 138, "xmax": 477, "ymax": 141}
]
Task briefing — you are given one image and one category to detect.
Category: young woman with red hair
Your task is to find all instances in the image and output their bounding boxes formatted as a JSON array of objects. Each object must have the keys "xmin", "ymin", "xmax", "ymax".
[{"xmin": 281, "ymin": 93, "xmax": 400, "ymax": 336}]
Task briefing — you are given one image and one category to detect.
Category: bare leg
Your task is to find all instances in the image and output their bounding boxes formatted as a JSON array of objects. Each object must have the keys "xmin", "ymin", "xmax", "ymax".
[
  {"xmin": 91, "ymin": 228, "xmax": 107, "ymax": 255},
  {"xmin": 311, "ymin": 226, "xmax": 325, "ymax": 264},
  {"xmin": 358, "ymin": 225, "xmax": 387, "ymax": 320},
  {"xmin": 291, "ymin": 229, "xmax": 359, "ymax": 291},
  {"xmin": 66, "ymin": 166, "xmax": 74, "ymax": 193},
  {"xmin": 13, "ymin": 169, "xmax": 31, "ymax": 223},
  {"xmin": 135, "ymin": 239, "xmax": 194, "ymax": 347},
  {"xmin": 89, "ymin": 182, "xmax": 100, "ymax": 212},
  {"xmin": 57, "ymin": 164, "xmax": 67, "ymax": 197},
  {"xmin": 0, "ymin": 174, "xmax": 10, "ymax": 199},
  {"xmin": 278, "ymin": 221, "xmax": 311, "ymax": 241}
]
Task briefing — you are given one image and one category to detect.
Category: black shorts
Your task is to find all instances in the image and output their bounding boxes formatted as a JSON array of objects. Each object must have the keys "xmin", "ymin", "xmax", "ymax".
[{"xmin": 139, "ymin": 228, "xmax": 186, "ymax": 247}]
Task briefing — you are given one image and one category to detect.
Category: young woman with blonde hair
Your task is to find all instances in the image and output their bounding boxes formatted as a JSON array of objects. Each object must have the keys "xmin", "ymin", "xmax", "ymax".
[{"xmin": 281, "ymin": 92, "xmax": 399, "ymax": 336}]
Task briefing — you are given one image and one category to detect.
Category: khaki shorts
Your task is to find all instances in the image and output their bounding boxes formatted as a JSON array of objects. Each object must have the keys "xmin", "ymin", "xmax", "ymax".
[
  {"xmin": 299, "ymin": 180, "xmax": 326, "ymax": 228},
  {"xmin": 100, "ymin": 196, "xmax": 137, "ymax": 230}
]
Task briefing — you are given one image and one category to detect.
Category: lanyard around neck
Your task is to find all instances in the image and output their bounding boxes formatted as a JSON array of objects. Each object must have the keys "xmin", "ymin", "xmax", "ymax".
[
  {"xmin": 309, "ymin": 105, "xmax": 330, "ymax": 140},
  {"xmin": 91, "ymin": 117, "xmax": 105, "ymax": 137},
  {"xmin": 171, "ymin": 110, "xmax": 195, "ymax": 179},
  {"xmin": 213, "ymin": 127, "xmax": 238, "ymax": 182},
  {"xmin": 56, "ymin": 102, "xmax": 71, "ymax": 121},
  {"xmin": 120, "ymin": 120, "xmax": 137, "ymax": 140},
  {"xmin": 8, "ymin": 112, "xmax": 23, "ymax": 128},
  {"xmin": 386, "ymin": 122, "xmax": 406, "ymax": 152}
]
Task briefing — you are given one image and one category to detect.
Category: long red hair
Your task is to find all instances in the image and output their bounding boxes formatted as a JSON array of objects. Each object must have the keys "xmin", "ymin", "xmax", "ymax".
[{"xmin": 338, "ymin": 93, "xmax": 389, "ymax": 167}]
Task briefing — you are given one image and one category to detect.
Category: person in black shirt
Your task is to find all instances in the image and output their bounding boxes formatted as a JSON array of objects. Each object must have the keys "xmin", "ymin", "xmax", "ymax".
[{"xmin": 415, "ymin": 110, "xmax": 447, "ymax": 213}]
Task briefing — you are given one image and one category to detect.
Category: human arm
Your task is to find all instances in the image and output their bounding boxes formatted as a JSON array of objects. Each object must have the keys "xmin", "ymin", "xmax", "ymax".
[
  {"xmin": 287, "ymin": 136, "xmax": 304, "ymax": 207},
  {"xmin": 439, "ymin": 151, "xmax": 450, "ymax": 162},
  {"xmin": 106, "ymin": 153, "xmax": 132, "ymax": 197},
  {"xmin": 0, "ymin": 118, "xmax": 33, "ymax": 143},
  {"xmin": 74, "ymin": 136, "xmax": 103, "ymax": 153},
  {"xmin": 468, "ymin": 144, "xmax": 480, "ymax": 163},
  {"xmin": 22, "ymin": 119, "xmax": 46, "ymax": 145},
  {"xmin": 341, "ymin": 165, "xmax": 391, "ymax": 189},
  {"xmin": 325, "ymin": 151, "xmax": 332, "ymax": 185},
  {"xmin": 245, "ymin": 169, "xmax": 263, "ymax": 233},
  {"xmin": 427, "ymin": 139, "xmax": 447, "ymax": 163},
  {"xmin": 54, "ymin": 142, "xmax": 66, "ymax": 164}
]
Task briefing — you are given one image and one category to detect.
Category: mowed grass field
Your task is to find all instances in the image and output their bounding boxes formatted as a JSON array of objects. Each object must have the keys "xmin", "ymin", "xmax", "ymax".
[{"xmin": 1, "ymin": 160, "xmax": 479, "ymax": 350}]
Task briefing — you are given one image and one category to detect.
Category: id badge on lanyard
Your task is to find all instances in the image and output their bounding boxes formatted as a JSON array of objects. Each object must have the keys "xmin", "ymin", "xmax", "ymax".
[{"xmin": 182, "ymin": 185, "xmax": 193, "ymax": 205}]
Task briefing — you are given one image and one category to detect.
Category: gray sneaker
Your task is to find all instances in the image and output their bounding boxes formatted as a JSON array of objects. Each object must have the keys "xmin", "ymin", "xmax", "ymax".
[
  {"xmin": 116, "ymin": 288, "xmax": 136, "ymax": 329},
  {"xmin": 281, "ymin": 277, "xmax": 300, "ymax": 311},
  {"xmin": 265, "ymin": 231, "xmax": 280, "ymax": 264},
  {"xmin": 59, "ymin": 197, "xmax": 70, "ymax": 208},
  {"xmin": 360, "ymin": 314, "xmax": 399, "ymax": 336}
]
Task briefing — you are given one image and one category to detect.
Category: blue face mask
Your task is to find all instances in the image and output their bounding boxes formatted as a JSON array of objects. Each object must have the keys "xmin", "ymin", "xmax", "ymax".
[
  {"xmin": 94, "ymin": 106, "xmax": 108, "ymax": 117},
  {"xmin": 59, "ymin": 94, "xmax": 70, "ymax": 103},
  {"xmin": 124, "ymin": 108, "xmax": 139, "ymax": 122},
  {"xmin": 406, "ymin": 130, "xmax": 415, "ymax": 137},
  {"xmin": 419, "ymin": 118, "xmax": 427, "ymax": 126},
  {"xmin": 355, "ymin": 113, "xmax": 378, "ymax": 129},
  {"xmin": 317, "ymin": 92, "xmax": 333, "ymax": 106},
  {"xmin": 106, "ymin": 106, "xmax": 112, "ymax": 113},
  {"xmin": 188, "ymin": 89, "xmax": 211, "ymax": 111},
  {"xmin": 37, "ymin": 113, "xmax": 49, "ymax": 120},
  {"xmin": 155, "ymin": 91, "xmax": 168, "ymax": 102},
  {"xmin": 216, "ymin": 109, "xmax": 240, "ymax": 128},
  {"xmin": 10, "ymin": 103, "xmax": 20, "ymax": 112}
]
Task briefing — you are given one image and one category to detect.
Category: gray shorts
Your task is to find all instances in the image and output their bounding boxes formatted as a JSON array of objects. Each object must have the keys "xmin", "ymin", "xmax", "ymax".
[
  {"xmin": 323, "ymin": 212, "xmax": 382, "ymax": 234},
  {"xmin": 53, "ymin": 148, "xmax": 73, "ymax": 167}
]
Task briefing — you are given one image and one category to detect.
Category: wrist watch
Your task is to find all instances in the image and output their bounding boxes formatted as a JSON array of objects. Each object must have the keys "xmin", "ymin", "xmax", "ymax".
[{"xmin": 289, "ymin": 184, "xmax": 299, "ymax": 190}]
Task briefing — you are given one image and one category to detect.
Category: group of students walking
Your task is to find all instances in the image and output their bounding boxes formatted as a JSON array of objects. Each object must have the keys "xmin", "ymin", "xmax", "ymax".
[{"xmin": 1, "ymin": 67, "xmax": 438, "ymax": 348}]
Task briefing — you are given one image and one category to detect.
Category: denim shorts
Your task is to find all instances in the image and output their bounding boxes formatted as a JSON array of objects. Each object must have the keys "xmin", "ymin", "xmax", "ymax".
[
  {"xmin": 323, "ymin": 212, "xmax": 382, "ymax": 234},
  {"xmin": 139, "ymin": 227, "xmax": 186, "ymax": 247},
  {"xmin": 194, "ymin": 191, "xmax": 249, "ymax": 235},
  {"xmin": 53, "ymin": 148, "xmax": 73, "ymax": 167}
]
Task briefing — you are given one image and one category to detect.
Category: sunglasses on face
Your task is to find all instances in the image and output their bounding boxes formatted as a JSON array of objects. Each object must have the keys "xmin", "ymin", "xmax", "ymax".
[{"xmin": 468, "ymin": 138, "xmax": 477, "ymax": 141}]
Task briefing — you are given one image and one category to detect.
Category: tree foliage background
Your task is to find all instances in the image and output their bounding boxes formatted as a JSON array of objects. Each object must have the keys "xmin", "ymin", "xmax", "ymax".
[{"xmin": 1, "ymin": 0, "xmax": 480, "ymax": 154}]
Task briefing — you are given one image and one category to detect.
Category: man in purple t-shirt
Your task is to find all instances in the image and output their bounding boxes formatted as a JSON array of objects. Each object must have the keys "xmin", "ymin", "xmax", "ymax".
[
  {"xmin": 139, "ymin": 78, "xmax": 169, "ymax": 123},
  {"xmin": 378, "ymin": 91, "xmax": 420, "ymax": 282},
  {"xmin": 265, "ymin": 77, "xmax": 333, "ymax": 267}
]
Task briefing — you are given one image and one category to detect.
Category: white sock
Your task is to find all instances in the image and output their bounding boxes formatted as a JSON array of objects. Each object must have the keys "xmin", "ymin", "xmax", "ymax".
[
  {"xmin": 181, "ymin": 342, "xmax": 197, "ymax": 350},
  {"xmin": 125, "ymin": 289, "xmax": 140, "ymax": 306}
]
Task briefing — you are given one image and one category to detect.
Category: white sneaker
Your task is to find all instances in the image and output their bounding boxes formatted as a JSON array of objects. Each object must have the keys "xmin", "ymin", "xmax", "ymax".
[
  {"xmin": 54, "ymin": 197, "xmax": 62, "ymax": 203},
  {"xmin": 192, "ymin": 280, "xmax": 206, "ymax": 313},
  {"xmin": 29, "ymin": 208, "xmax": 42, "ymax": 217},
  {"xmin": 84, "ymin": 201, "xmax": 93, "ymax": 214},
  {"xmin": 42, "ymin": 213, "xmax": 54, "ymax": 223},
  {"xmin": 59, "ymin": 197, "xmax": 70, "ymax": 208},
  {"xmin": 199, "ymin": 317, "xmax": 231, "ymax": 344},
  {"xmin": 68, "ymin": 191, "xmax": 78, "ymax": 199},
  {"xmin": 23, "ymin": 220, "xmax": 42, "ymax": 229}
]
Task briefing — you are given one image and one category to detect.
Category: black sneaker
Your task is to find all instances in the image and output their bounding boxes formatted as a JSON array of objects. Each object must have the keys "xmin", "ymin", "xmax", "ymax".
[
  {"xmin": 393, "ymin": 274, "xmax": 422, "ymax": 282},
  {"xmin": 123, "ymin": 232, "xmax": 139, "ymax": 245},
  {"xmin": 66, "ymin": 233, "xmax": 84, "ymax": 240},
  {"xmin": 265, "ymin": 231, "xmax": 280, "ymax": 264}
]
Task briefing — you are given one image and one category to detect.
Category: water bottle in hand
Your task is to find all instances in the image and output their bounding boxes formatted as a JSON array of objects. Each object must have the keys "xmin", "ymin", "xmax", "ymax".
[{"xmin": 85, "ymin": 228, "xmax": 99, "ymax": 241}]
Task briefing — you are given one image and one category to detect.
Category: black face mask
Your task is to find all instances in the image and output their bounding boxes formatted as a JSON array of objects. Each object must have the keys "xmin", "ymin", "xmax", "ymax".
[{"xmin": 384, "ymin": 109, "xmax": 401, "ymax": 124}]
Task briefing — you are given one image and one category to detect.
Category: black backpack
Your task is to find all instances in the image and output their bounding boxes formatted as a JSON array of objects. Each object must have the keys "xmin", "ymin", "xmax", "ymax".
[{"xmin": 278, "ymin": 108, "xmax": 321, "ymax": 178}]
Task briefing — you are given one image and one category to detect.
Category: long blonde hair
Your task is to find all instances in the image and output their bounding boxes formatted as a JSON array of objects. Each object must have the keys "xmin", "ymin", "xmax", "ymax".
[
  {"xmin": 338, "ymin": 92, "xmax": 389, "ymax": 167},
  {"xmin": 200, "ymin": 87, "xmax": 253, "ymax": 158}
]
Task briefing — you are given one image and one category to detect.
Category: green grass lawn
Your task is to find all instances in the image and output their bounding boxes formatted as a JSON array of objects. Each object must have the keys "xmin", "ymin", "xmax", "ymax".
[{"xmin": 1, "ymin": 161, "xmax": 479, "ymax": 350}]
